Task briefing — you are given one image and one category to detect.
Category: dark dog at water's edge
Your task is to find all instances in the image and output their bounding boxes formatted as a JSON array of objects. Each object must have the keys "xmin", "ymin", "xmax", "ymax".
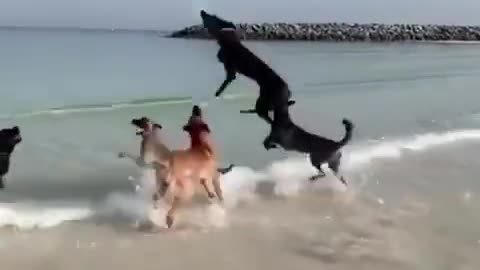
[
  {"xmin": 169, "ymin": 22, "xmax": 480, "ymax": 42},
  {"xmin": 264, "ymin": 110, "xmax": 354, "ymax": 186},
  {"xmin": 0, "ymin": 126, "xmax": 22, "ymax": 189}
]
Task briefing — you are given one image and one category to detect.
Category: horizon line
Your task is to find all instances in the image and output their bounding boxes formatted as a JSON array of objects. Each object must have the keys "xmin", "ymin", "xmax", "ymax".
[
  {"xmin": 0, "ymin": 25, "xmax": 172, "ymax": 33},
  {"xmin": 1, "ymin": 21, "xmax": 480, "ymax": 33}
]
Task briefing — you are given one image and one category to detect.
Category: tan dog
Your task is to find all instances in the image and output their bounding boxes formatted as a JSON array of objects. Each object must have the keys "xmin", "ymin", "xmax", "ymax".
[
  {"xmin": 160, "ymin": 105, "xmax": 231, "ymax": 229},
  {"xmin": 119, "ymin": 111, "xmax": 233, "ymax": 229},
  {"xmin": 118, "ymin": 117, "xmax": 172, "ymax": 201}
]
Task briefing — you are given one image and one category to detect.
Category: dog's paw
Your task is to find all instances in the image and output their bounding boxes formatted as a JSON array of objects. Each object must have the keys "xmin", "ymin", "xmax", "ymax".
[
  {"xmin": 263, "ymin": 141, "xmax": 270, "ymax": 150},
  {"xmin": 118, "ymin": 152, "xmax": 127, "ymax": 158},
  {"xmin": 135, "ymin": 158, "xmax": 146, "ymax": 167},
  {"xmin": 309, "ymin": 174, "xmax": 325, "ymax": 181},
  {"xmin": 166, "ymin": 216, "xmax": 174, "ymax": 229},
  {"xmin": 208, "ymin": 192, "xmax": 216, "ymax": 199},
  {"xmin": 263, "ymin": 141, "xmax": 276, "ymax": 151}
]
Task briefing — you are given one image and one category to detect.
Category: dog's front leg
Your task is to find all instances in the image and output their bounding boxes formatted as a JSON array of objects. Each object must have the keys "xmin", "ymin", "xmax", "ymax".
[
  {"xmin": 216, "ymin": 48, "xmax": 225, "ymax": 63},
  {"xmin": 118, "ymin": 152, "xmax": 146, "ymax": 167},
  {"xmin": 215, "ymin": 75, "xmax": 236, "ymax": 97},
  {"xmin": 215, "ymin": 60, "xmax": 236, "ymax": 97},
  {"xmin": 118, "ymin": 151, "xmax": 138, "ymax": 162},
  {"xmin": 200, "ymin": 178, "xmax": 216, "ymax": 199},
  {"xmin": 166, "ymin": 197, "xmax": 181, "ymax": 229}
]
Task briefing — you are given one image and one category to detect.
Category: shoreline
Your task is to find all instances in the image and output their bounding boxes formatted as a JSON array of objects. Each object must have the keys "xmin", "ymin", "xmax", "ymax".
[{"xmin": 169, "ymin": 23, "xmax": 480, "ymax": 42}]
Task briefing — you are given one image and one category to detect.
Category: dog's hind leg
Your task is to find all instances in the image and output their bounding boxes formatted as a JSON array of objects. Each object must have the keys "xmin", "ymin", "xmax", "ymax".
[
  {"xmin": 255, "ymin": 97, "xmax": 273, "ymax": 124},
  {"xmin": 212, "ymin": 173, "xmax": 224, "ymax": 202},
  {"xmin": 153, "ymin": 179, "xmax": 170, "ymax": 209},
  {"xmin": 200, "ymin": 178, "xmax": 216, "ymax": 199},
  {"xmin": 309, "ymin": 154, "xmax": 326, "ymax": 181},
  {"xmin": 152, "ymin": 193, "xmax": 160, "ymax": 209},
  {"xmin": 0, "ymin": 177, "xmax": 4, "ymax": 189},
  {"xmin": 151, "ymin": 180, "xmax": 167, "ymax": 209},
  {"xmin": 239, "ymin": 96, "xmax": 290, "ymax": 116},
  {"xmin": 164, "ymin": 178, "xmax": 194, "ymax": 228},
  {"xmin": 327, "ymin": 152, "xmax": 347, "ymax": 186}
]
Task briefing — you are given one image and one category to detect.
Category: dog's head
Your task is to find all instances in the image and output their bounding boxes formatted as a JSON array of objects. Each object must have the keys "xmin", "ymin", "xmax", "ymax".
[
  {"xmin": 200, "ymin": 10, "xmax": 237, "ymax": 37},
  {"xmin": 131, "ymin": 117, "xmax": 162, "ymax": 136},
  {"xmin": 0, "ymin": 126, "xmax": 22, "ymax": 153},
  {"xmin": 191, "ymin": 105, "xmax": 202, "ymax": 117},
  {"xmin": 183, "ymin": 105, "xmax": 210, "ymax": 135}
]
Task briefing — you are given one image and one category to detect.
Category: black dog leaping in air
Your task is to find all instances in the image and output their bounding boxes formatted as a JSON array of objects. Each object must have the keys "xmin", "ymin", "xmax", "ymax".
[
  {"xmin": 264, "ymin": 110, "xmax": 354, "ymax": 186},
  {"xmin": 200, "ymin": 10, "xmax": 295, "ymax": 125}
]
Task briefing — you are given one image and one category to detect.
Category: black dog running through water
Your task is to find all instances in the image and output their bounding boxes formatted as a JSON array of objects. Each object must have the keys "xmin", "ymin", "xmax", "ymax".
[
  {"xmin": 0, "ymin": 126, "xmax": 22, "ymax": 189},
  {"xmin": 200, "ymin": 10, "xmax": 295, "ymax": 125},
  {"xmin": 264, "ymin": 110, "xmax": 354, "ymax": 186}
]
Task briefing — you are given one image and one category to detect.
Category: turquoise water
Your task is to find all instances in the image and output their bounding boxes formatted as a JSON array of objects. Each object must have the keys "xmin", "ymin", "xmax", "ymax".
[{"xmin": 1, "ymin": 28, "xmax": 480, "ymax": 269}]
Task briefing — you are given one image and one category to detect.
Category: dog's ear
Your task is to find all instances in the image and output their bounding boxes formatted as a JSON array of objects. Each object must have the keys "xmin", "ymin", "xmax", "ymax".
[
  {"xmin": 153, "ymin": 123, "xmax": 162, "ymax": 129},
  {"xmin": 182, "ymin": 124, "xmax": 191, "ymax": 132},
  {"xmin": 200, "ymin": 123, "xmax": 210, "ymax": 133}
]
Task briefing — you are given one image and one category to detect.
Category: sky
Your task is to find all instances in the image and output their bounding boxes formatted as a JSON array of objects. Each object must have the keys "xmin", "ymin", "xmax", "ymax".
[{"xmin": 0, "ymin": 0, "xmax": 479, "ymax": 30}]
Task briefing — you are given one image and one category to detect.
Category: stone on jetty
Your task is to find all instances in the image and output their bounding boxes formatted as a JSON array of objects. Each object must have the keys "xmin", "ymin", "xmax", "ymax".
[{"xmin": 168, "ymin": 22, "xmax": 480, "ymax": 42}]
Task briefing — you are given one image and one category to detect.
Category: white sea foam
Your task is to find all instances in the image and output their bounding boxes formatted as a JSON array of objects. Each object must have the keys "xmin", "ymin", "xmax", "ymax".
[{"xmin": 1, "ymin": 129, "xmax": 479, "ymax": 230}]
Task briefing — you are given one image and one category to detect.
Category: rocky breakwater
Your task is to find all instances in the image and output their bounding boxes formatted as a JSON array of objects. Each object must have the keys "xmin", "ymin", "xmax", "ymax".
[{"xmin": 169, "ymin": 23, "xmax": 480, "ymax": 42}]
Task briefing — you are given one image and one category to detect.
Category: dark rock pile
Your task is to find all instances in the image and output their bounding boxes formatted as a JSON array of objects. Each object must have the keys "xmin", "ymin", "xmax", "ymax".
[{"xmin": 169, "ymin": 23, "xmax": 480, "ymax": 42}]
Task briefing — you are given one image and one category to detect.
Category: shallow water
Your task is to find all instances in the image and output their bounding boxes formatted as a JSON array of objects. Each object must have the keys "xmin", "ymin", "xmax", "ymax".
[{"xmin": 1, "ymin": 29, "xmax": 480, "ymax": 269}]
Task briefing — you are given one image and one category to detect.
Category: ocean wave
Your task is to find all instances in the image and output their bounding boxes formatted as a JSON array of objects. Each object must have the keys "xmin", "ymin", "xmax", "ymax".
[
  {"xmin": 0, "ymin": 201, "xmax": 93, "ymax": 230},
  {"xmin": 0, "ymin": 94, "xmax": 254, "ymax": 120},
  {"xmin": 304, "ymin": 71, "xmax": 480, "ymax": 89},
  {"xmin": 0, "ymin": 157, "xmax": 345, "ymax": 231},
  {"xmin": 1, "ymin": 128, "xmax": 479, "ymax": 230},
  {"xmin": 0, "ymin": 97, "xmax": 192, "ymax": 120},
  {"xmin": 470, "ymin": 112, "xmax": 480, "ymax": 121},
  {"xmin": 343, "ymin": 129, "xmax": 480, "ymax": 170}
]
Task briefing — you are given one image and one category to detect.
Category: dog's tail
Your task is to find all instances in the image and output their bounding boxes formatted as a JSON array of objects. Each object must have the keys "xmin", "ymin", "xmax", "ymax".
[
  {"xmin": 338, "ymin": 118, "xmax": 354, "ymax": 146},
  {"xmin": 218, "ymin": 164, "xmax": 234, "ymax": 174}
]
